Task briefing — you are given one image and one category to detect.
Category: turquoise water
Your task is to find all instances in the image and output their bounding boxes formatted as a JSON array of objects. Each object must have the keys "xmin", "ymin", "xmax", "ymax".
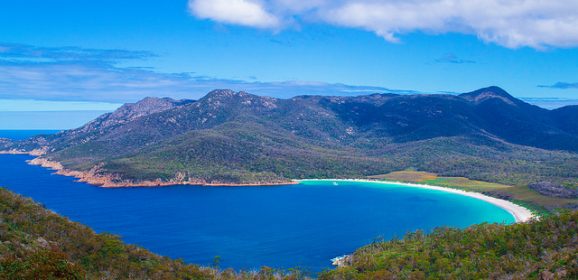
[{"xmin": 0, "ymin": 138, "xmax": 514, "ymax": 272}]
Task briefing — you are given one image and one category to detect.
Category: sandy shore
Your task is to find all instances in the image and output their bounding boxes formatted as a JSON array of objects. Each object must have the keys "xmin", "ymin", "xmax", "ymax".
[{"xmin": 299, "ymin": 179, "xmax": 536, "ymax": 223}]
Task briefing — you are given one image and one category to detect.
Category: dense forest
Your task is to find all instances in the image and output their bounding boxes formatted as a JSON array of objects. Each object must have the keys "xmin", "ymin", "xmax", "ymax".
[{"xmin": 320, "ymin": 211, "xmax": 577, "ymax": 279}]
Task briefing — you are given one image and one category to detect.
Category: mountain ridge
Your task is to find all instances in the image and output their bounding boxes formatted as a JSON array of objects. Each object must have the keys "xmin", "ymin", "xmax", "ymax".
[{"xmin": 3, "ymin": 87, "xmax": 578, "ymax": 200}]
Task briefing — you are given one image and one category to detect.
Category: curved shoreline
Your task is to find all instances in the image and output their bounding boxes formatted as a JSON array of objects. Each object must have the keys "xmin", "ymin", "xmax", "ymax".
[
  {"xmin": 7, "ymin": 153, "xmax": 535, "ymax": 222},
  {"xmin": 298, "ymin": 179, "xmax": 536, "ymax": 223}
]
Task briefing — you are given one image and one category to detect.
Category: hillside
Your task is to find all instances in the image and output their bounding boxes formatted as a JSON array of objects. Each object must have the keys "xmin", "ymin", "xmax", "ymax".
[
  {"xmin": 3, "ymin": 87, "xmax": 578, "ymax": 207},
  {"xmin": 320, "ymin": 211, "xmax": 577, "ymax": 279}
]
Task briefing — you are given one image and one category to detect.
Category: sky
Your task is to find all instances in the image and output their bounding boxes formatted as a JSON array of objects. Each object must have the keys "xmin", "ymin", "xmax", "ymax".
[{"xmin": 1, "ymin": 0, "xmax": 578, "ymax": 129}]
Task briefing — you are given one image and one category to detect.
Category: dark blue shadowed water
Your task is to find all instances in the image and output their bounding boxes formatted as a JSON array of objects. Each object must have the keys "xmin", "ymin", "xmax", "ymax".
[
  {"xmin": 0, "ymin": 154, "xmax": 514, "ymax": 272},
  {"xmin": 0, "ymin": 130, "xmax": 60, "ymax": 140}
]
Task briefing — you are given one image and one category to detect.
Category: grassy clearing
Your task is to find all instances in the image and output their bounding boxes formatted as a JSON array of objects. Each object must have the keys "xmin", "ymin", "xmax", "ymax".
[
  {"xmin": 369, "ymin": 170, "xmax": 577, "ymax": 213},
  {"xmin": 369, "ymin": 170, "xmax": 511, "ymax": 191}
]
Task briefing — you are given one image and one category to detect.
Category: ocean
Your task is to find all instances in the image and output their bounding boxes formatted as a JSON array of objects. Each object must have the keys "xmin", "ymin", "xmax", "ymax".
[{"xmin": 0, "ymin": 129, "xmax": 60, "ymax": 140}]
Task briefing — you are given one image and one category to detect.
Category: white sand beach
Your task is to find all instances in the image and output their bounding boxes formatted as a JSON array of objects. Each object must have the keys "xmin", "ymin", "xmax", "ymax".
[{"xmin": 298, "ymin": 179, "xmax": 536, "ymax": 223}]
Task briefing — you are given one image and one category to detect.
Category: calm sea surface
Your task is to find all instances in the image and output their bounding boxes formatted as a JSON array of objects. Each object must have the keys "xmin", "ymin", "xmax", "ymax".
[
  {"xmin": 0, "ymin": 130, "xmax": 60, "ymax": 140},
  {"xmin": 0, "ymin": 131, "xmax": 514, "ymax": 273}
]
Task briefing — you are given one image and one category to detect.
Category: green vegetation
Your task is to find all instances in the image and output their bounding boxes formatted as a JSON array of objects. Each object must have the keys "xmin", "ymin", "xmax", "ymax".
[
  {"xmin": 320, "ymin": 211, "xmax": 578, "ymax": 280},
  {"xmin": 0, "ymin": 188, "xmax": 305, "ymax": 280},
  {"xmin": 370, "ymin": 170, "xmax": 578, "ymax": 212}
]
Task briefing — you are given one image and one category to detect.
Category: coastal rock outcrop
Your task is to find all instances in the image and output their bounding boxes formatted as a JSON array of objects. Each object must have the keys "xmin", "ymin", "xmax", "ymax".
[{"xmin": 27, "ymin": 157, "xmax": 295, "ymax": 188}]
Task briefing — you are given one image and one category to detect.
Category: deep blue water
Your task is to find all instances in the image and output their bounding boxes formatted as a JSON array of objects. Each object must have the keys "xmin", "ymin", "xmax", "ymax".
[
  {"xmin": 0, "ymin": 130, "xmax": 60, "ymax": 140},
  {"xmin": 0, "ymin": 154, "xmax": 514, "ymax": 273}
]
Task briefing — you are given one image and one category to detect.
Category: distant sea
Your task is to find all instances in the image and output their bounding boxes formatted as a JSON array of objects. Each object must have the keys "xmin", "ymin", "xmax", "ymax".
[
  {"xmin": 0, "ymin": 131, "xmax": 515, "ymax": 273},
  {"xmin": 0, "ymin": 130, "xmax": 60, "ymax": 140}
]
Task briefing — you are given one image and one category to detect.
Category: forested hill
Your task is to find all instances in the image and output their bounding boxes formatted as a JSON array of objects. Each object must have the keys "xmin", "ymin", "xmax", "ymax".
[
  {"xmin": 5, "ymin": 87, "xmax": 578, "ymax": 192},
  {"xmin": 320, "ymin": 210, "xmax": 577, "ymax": 279}
]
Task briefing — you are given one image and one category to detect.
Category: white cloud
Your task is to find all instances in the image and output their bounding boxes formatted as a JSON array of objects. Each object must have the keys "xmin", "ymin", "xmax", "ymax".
[
  {"xmin": 189, "ymin": 0, "xmax": 279, "ymax": 28},
  {"xmin": 188, "ymin": 0, "xmax": 578, "ymax": 49}
]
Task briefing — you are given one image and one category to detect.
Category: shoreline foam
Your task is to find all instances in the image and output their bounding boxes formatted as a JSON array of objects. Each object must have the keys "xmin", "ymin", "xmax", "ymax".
[{"xmin": 298, "ymin": 179, "xmax": 536, "ymax": 223}]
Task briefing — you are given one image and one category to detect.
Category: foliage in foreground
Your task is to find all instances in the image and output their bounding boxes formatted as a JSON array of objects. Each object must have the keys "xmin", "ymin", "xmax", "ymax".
[
  {"xmin": 0, "ymin": 188, "xmax": 305, "ymax": 280},
  {"xmin": 320, "ymin": 211, "xmax": 578, "ymax": 280}
]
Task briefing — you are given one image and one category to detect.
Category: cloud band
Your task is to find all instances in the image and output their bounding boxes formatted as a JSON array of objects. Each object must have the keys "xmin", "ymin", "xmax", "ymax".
[{"xmin": 188, "ymin": 0, "xmax": 578, "ymax": 49}]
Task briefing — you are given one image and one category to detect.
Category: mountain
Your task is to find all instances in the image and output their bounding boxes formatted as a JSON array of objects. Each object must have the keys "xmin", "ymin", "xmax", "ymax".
[
  {"xmin": 5, "ymin": 87, "xmax": 578, "ymax": 192},
  {"xmin": 47, "ymin": 97, "xmax": 192, "ymax": 149},
  {"xmin": 552, "ymin": 105, "xmax": 578, "ymax": 134},
  {"xmin": 459, "ymin": 86, "xmax": 578, "ymax": 151}
]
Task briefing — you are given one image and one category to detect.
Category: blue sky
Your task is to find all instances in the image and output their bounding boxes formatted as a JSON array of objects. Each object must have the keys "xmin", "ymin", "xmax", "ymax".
[{"xmin": 1, "ymin": 0, "xmax": 578, "ymax": 128}]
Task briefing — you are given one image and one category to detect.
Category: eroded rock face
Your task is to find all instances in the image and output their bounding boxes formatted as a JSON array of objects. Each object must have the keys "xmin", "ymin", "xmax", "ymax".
[
  {"xmin": 528, "ymin": 182, "xmax": 578, "ymax": 198},
  {"xmin": 331, "ymin": 255, "xmax": 353, "ymax": 267},
  {"xmin": 72, "ymin": 97, "xmax": 192, "ymax": 134}
]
